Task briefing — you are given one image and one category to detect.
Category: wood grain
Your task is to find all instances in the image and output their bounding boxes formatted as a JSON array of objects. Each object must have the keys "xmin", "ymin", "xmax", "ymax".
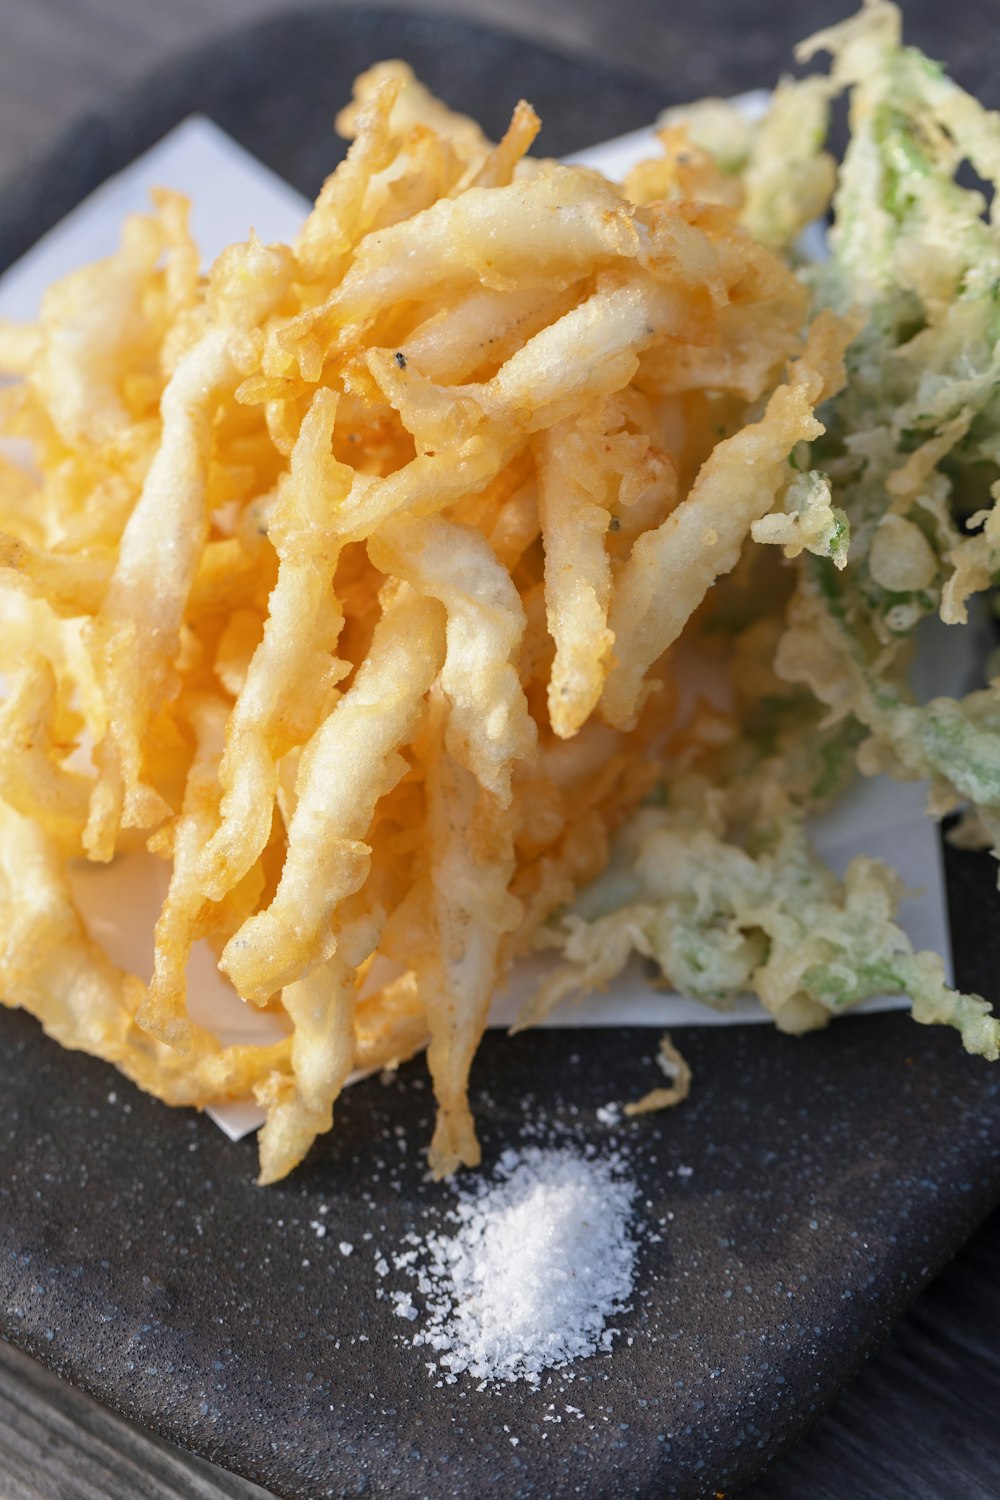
[
  {"xmin": 0, "ymin": 1338, "xmax": 271, "ymax": 1500},
  {"xmin": 2, "ymin": 2, "xmax": 1000, "ymax": 1498}
]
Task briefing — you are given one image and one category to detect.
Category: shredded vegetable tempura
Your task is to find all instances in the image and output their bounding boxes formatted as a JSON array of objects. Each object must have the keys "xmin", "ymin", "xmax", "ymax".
[{"xmin": 1, "ymin": 0, "xmax": 998, "ymax": 1183}]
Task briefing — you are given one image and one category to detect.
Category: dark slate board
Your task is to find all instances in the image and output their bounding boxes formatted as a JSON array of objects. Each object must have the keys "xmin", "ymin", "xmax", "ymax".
[
  {"xmin": 2, "ymin": 8, "xmax": 1000, "ymax": 1499},
  {"xmin": 4, "ymin": 1000, "xmax": 1000, "ymax": 1500}
]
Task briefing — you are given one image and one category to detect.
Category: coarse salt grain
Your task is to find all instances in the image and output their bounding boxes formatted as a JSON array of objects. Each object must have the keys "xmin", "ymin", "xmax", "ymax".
[
  {"xmin": 391, "ymin": 1290, "xmax": 419, "ymax": 1321},
  {"xmin": 394, "ymin": 1145, "xmax": 638, "ymax": 1385}
]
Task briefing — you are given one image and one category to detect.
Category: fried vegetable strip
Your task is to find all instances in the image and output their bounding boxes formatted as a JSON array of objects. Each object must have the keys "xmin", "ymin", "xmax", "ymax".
[
  {"xmin": 625, "ymin": 1034, "xmax": 693, "ymax": 1116},
  {"xmin": 255, "ymin": 948, "xmax": 360, "ymax": 1186},
  {"xmin": 140, "ymin": 694, "xmax": 231, "ymax": 1050},
  {"xmin": 221, "ymin": 591, "xmax": 446, "ymax": 1001},
  {"xmin": 600, "ymin": 311, "xmax": 852, "ymax": 729},
  {"xmin": 534, "ymin": 412, "xmax": 615, "ymax": 739},
  {"xmin": 85, "ymin": 240, "xmax": 295, "ymax": 859},
  {"xmin": 197, "ymin": 387, "xmax": 351, "ymax": 903},
  {"xmin": 420, "ymin": 695, "xmax": 521, "ymax": 1177},
  {"xmin": 0, "ymin": 656, "xmax": 91, "ymax": 848},
  {"xmin": 367, "ymin": 514, "xmax": 535, "ymax": 802}
]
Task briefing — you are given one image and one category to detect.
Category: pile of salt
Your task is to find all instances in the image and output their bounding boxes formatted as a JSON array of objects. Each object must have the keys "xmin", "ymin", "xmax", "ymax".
[{"xmin": 395, "ymin": 1145, "xmax": 638, "ymax": 1385}]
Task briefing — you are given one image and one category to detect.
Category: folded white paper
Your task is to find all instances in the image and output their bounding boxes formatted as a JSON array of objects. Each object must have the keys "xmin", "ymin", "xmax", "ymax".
[{"xmin": 0, "ymin": 114, "xmax": 969, "ymax": 1141}]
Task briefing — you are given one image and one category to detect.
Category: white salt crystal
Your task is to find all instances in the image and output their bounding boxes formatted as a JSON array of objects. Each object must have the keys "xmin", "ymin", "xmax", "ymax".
[
  {"xmin": 391, "ymin": 1291, "xmax": 418, "ymax": 1321},
  {"xmin": 394, "ymin": 1145, "xmax": 637, "ymax": 1384},
  {"xmin": 339, "ymin": 1241, "xmax": 354, "ymax": 1257}
]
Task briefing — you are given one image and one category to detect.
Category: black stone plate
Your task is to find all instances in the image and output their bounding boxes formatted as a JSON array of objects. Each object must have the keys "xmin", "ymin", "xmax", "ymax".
[{"xmin": 2, "ymin": 8, "xmax": 1000, "ymax": 1499}]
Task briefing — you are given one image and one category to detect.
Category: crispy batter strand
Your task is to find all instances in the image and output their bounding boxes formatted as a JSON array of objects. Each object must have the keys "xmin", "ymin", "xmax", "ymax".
[{"xmin": 221, "ymin": 590, "xmax": 446, "ymax": 1001}]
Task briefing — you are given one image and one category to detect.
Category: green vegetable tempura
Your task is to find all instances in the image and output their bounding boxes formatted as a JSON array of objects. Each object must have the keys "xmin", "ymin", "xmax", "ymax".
[{"xmin": 538, "ymin": 0, "xmax": 1000, "ymax": 1064}]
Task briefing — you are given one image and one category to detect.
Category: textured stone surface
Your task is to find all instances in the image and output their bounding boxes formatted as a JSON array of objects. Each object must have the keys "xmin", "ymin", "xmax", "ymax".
[{"xmin": 3, "ymin": 988, "xmax": 1000, "ymax": 1499}]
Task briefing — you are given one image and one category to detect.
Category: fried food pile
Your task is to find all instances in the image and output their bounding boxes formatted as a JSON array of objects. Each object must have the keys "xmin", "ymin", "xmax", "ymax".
[{"xmin": 2, "ymin": 0, "xmax": 999, "ymax": 1183}]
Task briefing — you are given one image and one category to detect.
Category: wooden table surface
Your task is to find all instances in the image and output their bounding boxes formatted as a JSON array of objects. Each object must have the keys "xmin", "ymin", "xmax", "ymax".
[{"xmin": 2, "ymin": 2, "xmax": 1000, "ymax": 1498}]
